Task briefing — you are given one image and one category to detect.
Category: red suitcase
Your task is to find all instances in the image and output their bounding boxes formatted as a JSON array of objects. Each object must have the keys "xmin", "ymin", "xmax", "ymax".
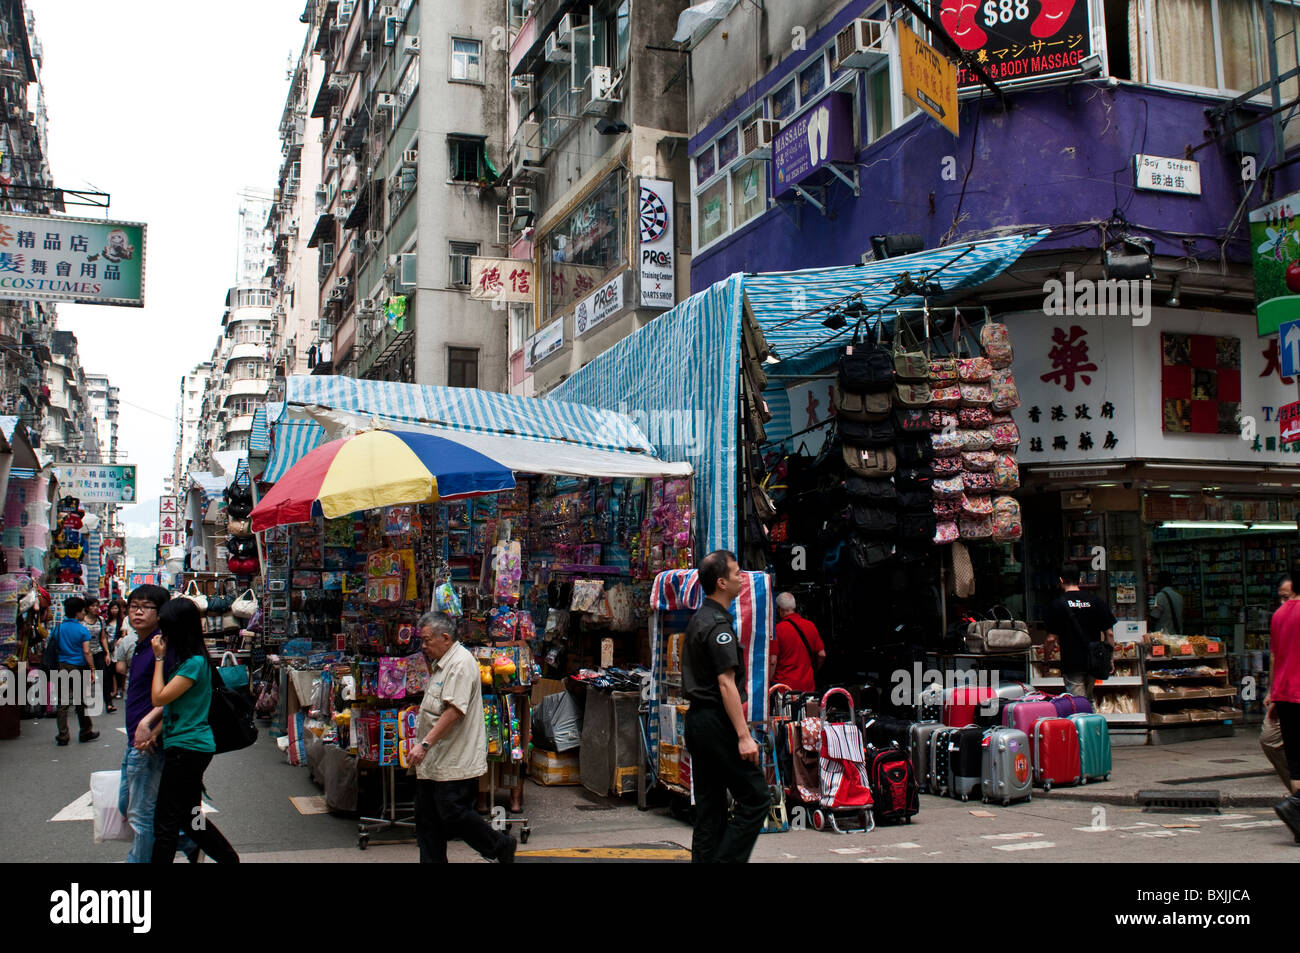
[
  {"xmin": 942, "ymin": 686, "xmax": 998, "ymax": 726},
  {"xmin": 1033, "ymin": 717, "xmax": 1081, "ymax": 791}
]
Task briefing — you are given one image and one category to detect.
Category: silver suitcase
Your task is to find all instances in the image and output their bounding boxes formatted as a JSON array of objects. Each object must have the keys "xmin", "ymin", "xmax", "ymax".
[{"xmin": 981, "ymin": 726, "xmax": 1033, "ymax": 806}]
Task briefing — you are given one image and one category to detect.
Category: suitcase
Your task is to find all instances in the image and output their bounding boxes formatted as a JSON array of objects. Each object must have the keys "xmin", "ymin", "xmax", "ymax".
[
  {"xmin": 917, "ymin": 683, "xmax": 943, "ymax": 723},
  {"xmin": 1003, "ymin": 699, "xmax": 1058, "ymax": 736},
  {"xmin": 860, "ymin": 713, "xmax": 913, "ymax": 751},
  {"xmin": 866, "ymin": 743, "xmax": 919, "ymax": 824},
  {"xmin": 930, "ymin": 727, "xmax": 955, "ymax": 796},
  {"xmin": 943, "ymin": 686, "xmax": 999, "ymax": 727},
  {"xmin": 1069, "ymin": 712, "xmax": 1112, "ymax": 783},
  {"xmin": 1050, "ymin": 693, "xmax": 1094, "ymax": 717},
  {"xmin": 910, "ymin": 722, "xmax": 944, "ymax": 794},
  {"xmin": 1033, "ymin": 717, "xmax": 1081, "ymax": 790},
  {"xmin": 946, "ymin": 725, "xmax": 984, "ymax": 801},
  {"xmin": 981, "ymin": 726, "xmax": 1033, "ymax": 806}
]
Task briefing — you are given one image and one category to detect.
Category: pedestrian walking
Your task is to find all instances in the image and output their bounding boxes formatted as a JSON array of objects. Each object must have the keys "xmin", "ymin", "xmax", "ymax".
[
  {"xmin": 1269, "ymin": 587, "xmax": 1300, "ymax": 842},
  {"xmin": 83, "ymin": 597, "xmax": 115, "ymax": 714},
  {"xmin": 408, "ymin": 610, "xmax": 516, "ymax": 863},
  {"xmin": 149, "ymin": 596, "xmax": 238, "ymax": 864},
  {"xmin": 52, "ymin": 596, "xmax": 98, "ymax": 745},
  {"xmin": 1262, "ymin": 577, "xmax": 1296, "ymax": 793},
  {"xmin": 682, "ymin": 550, "xmax": 770, "ymax": 863},
  {"xmin": 1045, "ymin": 564, "xmax": 1115, "ymax": 704},
  {"xmin": 102, "ymin": 599, "xmax": 126, "ymax": 702}
]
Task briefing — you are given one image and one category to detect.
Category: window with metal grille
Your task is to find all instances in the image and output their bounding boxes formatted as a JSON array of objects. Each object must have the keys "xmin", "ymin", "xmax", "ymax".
[
  {"xmin": 448, "ymin": 241, "xmax": 479, "ymax": 287},
  {"xmin": 449, "ymin": 137, "xmax": 486, "ymax": 182},
  {"xmin": 448, "ymin": 347, "xmax": 479, "ymax": 388}
]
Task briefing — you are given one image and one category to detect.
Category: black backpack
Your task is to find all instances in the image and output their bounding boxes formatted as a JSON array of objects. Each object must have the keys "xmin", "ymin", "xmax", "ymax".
[
  {"xmin": 851, "ymin": 504, "xmax": 898, "ymax": 536},
  {"xmin": 896, "ymin": 489, "xmax": 933, "ymax": 511},
  {"xmin": 895, "ymin": 466, "xmax": 933, "ymax": 491},
  {"xmin": 837, "ymin": 323, "xmax": 895, "ymax": 394},
  {"xmin": 894, "ymin": 408, "xmax": 932, "ymax": 433},
  {"xmin": 840, "ymin": 418, "xmax": 896, "ymax": 448},
  {"xmin": 897, "ymin": 438, "xmax": 935, "ymax": 466},
  {"xmin": 899, "ymin": 511, "xmax": 937, "ymax": 546},
  {"xmin": 208, "ymin": 660, "xmax": 258, "ymax": 755},
  {"xmin": 844, "ymin": 476, "xmax": 897, "ymax": 504}
]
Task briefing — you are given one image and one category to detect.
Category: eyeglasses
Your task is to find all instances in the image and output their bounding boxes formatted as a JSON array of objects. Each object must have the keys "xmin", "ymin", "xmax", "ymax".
[{"xmin": 128, "ymin": 604, "xmax": 158, "ymax": 613}]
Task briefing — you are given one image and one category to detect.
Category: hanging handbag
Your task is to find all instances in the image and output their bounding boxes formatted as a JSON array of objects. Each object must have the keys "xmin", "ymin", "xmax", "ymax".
[
  {"xmin": 932, "ymin": 476, "xmax": 964, "ymax": 499},
  {"xmin": 851, "ymin": 503, "xmax": 898, "ymax": 536},
  {"xmin": 960, "ymin": 429, "xmax": 994, "ymax": 451},
  {"xmin": 232, "ymin": 588, "xmax": 259, "ymax": 621},
  {"xmin": 894, "ymin": 407, "xmax": 932, "ymax": 433},
  {"xmin": 965, "ymin": 605, "xmax": 1031, "ymax": 653},
  {"xmin": 961, "ymin": 451, "xmax": 996, "ymax": 472},
  {"xmin": 896, "ymin": 488, "xmax": 933, "ymax": 510},
  {"xmin": 990, "ymin": 369, "xmax": 1020, "ymax": 411},
  {"xmin": 960, "ymin": 492, "xmax": 994, "ymax": 517},
  {"xmin": 893, "ymin": 320, "xmax": 930, "ymax": 381},
  {"xmin": 959, "ymin": 407, "xmax": 993, "ymax": 428},
  {"xmin": 182, "ymin": 580, "xmax": 208, "ymax": 613},
  {"xmin": 893, "ymin": 381, "xmax": 932, "ymax": 408},
  {"xmin": 899, "ymin": 511, "xmax": 936, "ymax": 546},
  {"xmin": 217, "ymin": 650, "xmax": 250, "ymax": 691},
  {"xmin": 933, "ymin": 521, "xmax": 959, "ymax": 545},
  {"xmin": 932, "ymin": 455, "xmax": 963, "ymax": 475},
  {"xmin": 933, "ymin": 498, "xmax": 962, "ymax": 519},
  {"xmin": 835, "ymin": 385, "xmax": 892, "ymax": 422},
  {"xmin": 991, "ymin": 417, "xmax": 1021, "ymax": 449},
  {"xmin": 992, "ymin": 495, "xmax": 1023, "ymax": 541},
  {"xmin": 959, "ymin": 382, "xmax": 994, "ymax": 406},
  {"xmin": 840, "ymin": 418, "xmax": 896, "ymax": 448},
  {"xmin": 957, "ymin": 357, "xmax": 994, "ymax": 382},
  {"xmin": 843, "ymin": 445, "xmax": 897, "ymax": 477},
  {"xmin": 958, "ymin": 514, "xmax": 993, "ymax": 539},
  {"xmin": 929, "ymin": 357, "xmax": 959, "ymax": 384},
  {"xmin": 844, "ymin": 476, "xmax": 897, "ymax": 505},
  {"xmin": 993, "ymin": 454, "xmax": 1020, "ymax": 491},
  {"xmin": 897, "ymin": 438, "xmax": 935, "ymax": 466},
  {"xmin": 895, "ymin": 466, "xmax": 933, "ymax": 490},
  {"xmin": 930, "ymin": 410, "xmax": 959, "ymax": 432},
  {"xmin": 963, "ymin": 470, "xmax": 996, "ymax": 492},
  {"xmin": 837, "ymin": 321, "xmax": 895, "ymax": 394},
  {"xmin": 930, "ymin": 385, "xmax": 961, "ymax": 408},
  {"xmin": 931, "ymin": 431, "xmax": 964, "ymax": 456},
  {"xmin": 226, "ymin": 518, "xmax": 252, "ymax": 537},
  {"xmin": 980, "ymin": 321, "xmax": 1014, "ymax": 369}
]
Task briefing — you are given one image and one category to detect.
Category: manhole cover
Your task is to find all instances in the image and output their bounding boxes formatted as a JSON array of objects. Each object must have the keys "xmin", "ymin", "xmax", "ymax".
[{"xmin": 1138, "ymin": 789, "xmax": 1222, "ymax": 813}]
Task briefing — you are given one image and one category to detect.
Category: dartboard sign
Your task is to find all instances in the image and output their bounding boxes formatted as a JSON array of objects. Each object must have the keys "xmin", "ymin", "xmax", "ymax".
[{"xmin": 639, "ymin": 186, "xmax": 669, "ymax": 243}]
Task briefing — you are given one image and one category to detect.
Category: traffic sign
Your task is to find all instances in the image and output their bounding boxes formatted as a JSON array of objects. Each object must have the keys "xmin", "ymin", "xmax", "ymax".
[
  {"xmin": 1281, "ymin": 319, "xmax": 1300, "ymax": 378},
  {"xmin": 1281, "ymin": 401, "xmax": 1300, "ymax": 445}
]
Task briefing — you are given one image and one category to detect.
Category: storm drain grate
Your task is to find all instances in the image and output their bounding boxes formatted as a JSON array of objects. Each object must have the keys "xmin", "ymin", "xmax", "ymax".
[{"xmin": 1138, "ymin": 789, "xmax": 1222, "ymax": 813}]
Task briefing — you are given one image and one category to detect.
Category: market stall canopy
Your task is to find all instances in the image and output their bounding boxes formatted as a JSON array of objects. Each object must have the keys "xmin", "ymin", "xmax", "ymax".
[
  {"xmin": 552, "ymin": 231, "xmax": 1048, "ymax": 552},
  {"xmin": 251, "ymin": 429, "xmax": 517, "ymax": 531},
  {"xmin": 0, "ymin": 416, "xmax": 40, "ymax": 514},
  {"xmin": 261, "ymin": 376, "xmax": 692, "ymax": 484},
  {"xmin": 187, "ymin": 472, "xmax": 227, "ymax": 524}
]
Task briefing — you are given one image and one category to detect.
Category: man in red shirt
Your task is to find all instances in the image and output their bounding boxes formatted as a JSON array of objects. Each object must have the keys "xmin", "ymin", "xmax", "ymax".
[
  {"xmin": 1270, "ymin": 594, "xmax": 1300, "ymax": 841},
  {"xmin": 769, "ymin": 593, "xmax": 824, "ymax": 693}
]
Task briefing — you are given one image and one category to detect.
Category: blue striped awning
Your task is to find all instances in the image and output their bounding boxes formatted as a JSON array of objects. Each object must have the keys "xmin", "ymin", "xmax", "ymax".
[
  {"xmin": 262, "ymin": 376, "xmax": 677, "ymax": 484},
  {"xmin": 745, "ymin": 231, "xmax": 1048, "ymax": 377},
  {"xmin": 9, "ymin": 467, "xmax": 36, "ymax": 480},
  {"xmin": 249, "ymin": 403, "xmax": 273, "ymax": 454}
]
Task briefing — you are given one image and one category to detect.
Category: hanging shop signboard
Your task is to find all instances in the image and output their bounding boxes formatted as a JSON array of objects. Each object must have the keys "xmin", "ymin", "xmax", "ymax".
[
  {"xmin": 931, "ymin": 0, "xmax": 1094, "ymax": 91},
  {"xmin": 638, "ymin": 178, "xmax": 675, "ymax": 309},
  {"xmin": 1003, "ymin": 309, "xmax": 1300, "ymax": 465},
  {"xmin": 575, "ymin": 271, "xmax": 626, "ymax": 336},
  {"xmin": 0, "ymin": 213, "xmax": 146, "ymax": 307},
  {"xmin": 524, "ymin": 317, "xmax": 564, "ymax": 369},
  {"xmin": 899, "ymin": 22, "xmax": 959, "ymax": 137},
  {"xmin": 468, "ymin": 256, "xmax": 534, "ymax": 304},
  {"xmin": 160, "ymin": 496, "xmax": 177, "ymax": 514},
  {"xmin": 772, "ymin": 91, "xmax": 854, "ymax": 199},
  {"xmin": 127, "ymin": 572, "xmax": 160, "ymax": 589},
  {"xmin": 1251, "ymin": 190, "xmax": 1300, "ymax": 336},
  {"xmin": 50, "ymin": 464, "xmax": 137, "ymax": 503},
  {"xmin": 1281, "ymin": 400, "xmax": 1300, "ymax": 445}
]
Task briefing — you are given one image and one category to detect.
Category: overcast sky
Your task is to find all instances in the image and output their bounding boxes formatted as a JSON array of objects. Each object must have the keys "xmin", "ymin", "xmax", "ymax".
[{"xmin": 27, "ymin": 0, "xmax": 305, "ymax": 534}]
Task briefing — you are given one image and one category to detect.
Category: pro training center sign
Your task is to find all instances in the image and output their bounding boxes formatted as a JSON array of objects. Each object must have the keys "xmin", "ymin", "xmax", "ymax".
[{"xmin": 0, "ymin": 212, "xmax": 146, "ymax": 307}]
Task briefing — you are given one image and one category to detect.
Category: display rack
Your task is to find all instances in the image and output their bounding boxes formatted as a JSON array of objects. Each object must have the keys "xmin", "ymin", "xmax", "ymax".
[
  {"xmin": 1030, "ymin": 641, "xmax": 1147, "ymax": 725},
  {"xmin": 1143, "ymin": 640, "xmax": 1242, "ymax": 727}
]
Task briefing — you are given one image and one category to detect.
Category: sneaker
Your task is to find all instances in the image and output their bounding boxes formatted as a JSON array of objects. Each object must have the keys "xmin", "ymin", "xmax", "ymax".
[
  {"xmin": 78, "ymin": 730, "xmax": 100, "ymax": 743},
  {"xmin": 1276, "ymin": 796, "xmax": 1300, "ymax": 843},
  {"xmin": 55, "ymin": 735, "xmax": 69, "ymax": 746},
  {"xmin": 497, "ymin": 834, "xmax": 517, "ymax": 864}
]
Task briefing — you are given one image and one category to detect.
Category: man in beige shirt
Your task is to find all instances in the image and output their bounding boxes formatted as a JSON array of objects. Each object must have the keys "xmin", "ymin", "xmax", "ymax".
[{"xmin": 407, "ymin": 610, "xmax": 515, "ymax": 863}]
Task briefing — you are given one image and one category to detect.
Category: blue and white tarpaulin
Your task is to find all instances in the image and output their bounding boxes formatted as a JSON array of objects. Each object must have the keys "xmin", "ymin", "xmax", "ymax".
[{"xmin": 552, "ymin": 232, "xmax": 1046, "ymax": 552}]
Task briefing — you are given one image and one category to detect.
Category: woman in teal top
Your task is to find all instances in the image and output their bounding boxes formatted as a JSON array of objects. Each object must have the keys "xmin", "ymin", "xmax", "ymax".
[{"xmin": 149, "ymin": 597, "xmax": 239, "ymax": 863}]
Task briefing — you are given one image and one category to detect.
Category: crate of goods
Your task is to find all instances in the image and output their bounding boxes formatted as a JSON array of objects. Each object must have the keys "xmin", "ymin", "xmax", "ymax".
[{"xmin": 529, "ymin": 747, "xmax": 581, "ymax": 785}]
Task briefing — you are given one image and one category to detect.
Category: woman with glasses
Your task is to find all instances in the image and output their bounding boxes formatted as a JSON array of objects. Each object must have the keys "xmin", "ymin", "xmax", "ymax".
[{"xmin": 149, "ymin": 596, "xmax": 239, "ymax": 863}]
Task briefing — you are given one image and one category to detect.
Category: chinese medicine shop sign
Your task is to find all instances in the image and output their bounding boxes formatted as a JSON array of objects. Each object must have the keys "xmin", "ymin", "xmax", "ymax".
[
  {"xmin": 0, "ymin": 213, "xmax": 146, "ymax": 306},
  {"xmin": 931, "ymin": 0, "xmax": 1094, "ymax": 90},
  {"xmin": 52, "ymin": 465, "xmax": 137, "ymax": 503}
]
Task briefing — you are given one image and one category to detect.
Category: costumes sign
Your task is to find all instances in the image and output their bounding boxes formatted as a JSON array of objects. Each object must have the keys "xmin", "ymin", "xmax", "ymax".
[
  {"xmin": 0, "ymin": 213, "xmax": 145, "ymax": 306},
  {"xmin": 51, "ymin": 464, "xmax": 137, "ymax": 503}
]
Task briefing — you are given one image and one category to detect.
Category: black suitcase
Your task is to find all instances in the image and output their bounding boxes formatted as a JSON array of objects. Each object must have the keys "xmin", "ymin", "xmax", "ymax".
[
  {"xmin": 859, "ymin": 712, "xmax": 913, "ymax": 751},
  {"xmin": 946, "ymin": 725, "xmax": 984, "ymax": 801},
  {"xmin": 930, "ymin": 727, "xmax": 955, "ymax": 796}
]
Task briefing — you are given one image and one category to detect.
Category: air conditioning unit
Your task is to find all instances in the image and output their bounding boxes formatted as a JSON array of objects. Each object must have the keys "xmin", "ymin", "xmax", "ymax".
[
  {"xmin": 349, "ymin": 238, "xmax": 363, "ymax": 255},
  {"xmin": 376, "ymin": 93, "xmax": 398, "ymax": 110},
  {"xmin": 336, "ymin": 0, "xmax": 354, "ymax": 26},
  {"xmin": 342, "ymin": 115, "xmax": 356, "ymax": 129},
  {"xmin": 742, "ymin": 118, "xmax": 781, "ymax": 158},
  {"xmin": 833, "ymin": 18, "xmax": 888, "ymax": 70},
  {"xmin": 402, "ymin": 36, "xmax": 420, "ymax": 57},
  {"xmin": 544, "ymin": 33, "xmax": 570, "ymax": 63},
  {"xmin": 508, "ymin": 187, "xmax": 533, "ymax": 217},
  {"xmin": 337, "ymin": 276, "xmax": 351, "ymax": 288},
  {"xmin": 326, "ymin": 156, "xmax": 340, "ymax": 170},
  {"xmin": 398, "ymin": 253, "xmax": 417, "ymax": 288},
  {"xmin": 359, "ymin": 297, "xmax": 377, "ymax": 312},
  {"xmin": 377, "ymin": 4, "xmax": 397, "ymax": 17},
  {"xmin": 356, "ymin": 41, "xmax": 372, "ymax": 68},
  {"xmin": 310, "ymin": 319, "xmax": 320, "ymax": 331},
  {"xmin": 513, "ymin": 121, "xmax": 541, "ymax": 166},
  {"xmin": 510, "ymin": 75, "xmax": 533, "ymax": 96},
  {"xmin": 365, "ymin": 229, "xmax": 384, "ymax": 245},
  {"xmin": 582, "ymin": 66, "xmax": 622, "ymax": 116},
  {"xmin": 556, "ymin": 13, "xmax": 581, "ymax": 44},
  {"xmin": 401, "ymin": 148, "xmax": 418, "ymax": 167},
  {"xmin": 315, "ymin": 186, "xmax": 329, "ymax": 211}
]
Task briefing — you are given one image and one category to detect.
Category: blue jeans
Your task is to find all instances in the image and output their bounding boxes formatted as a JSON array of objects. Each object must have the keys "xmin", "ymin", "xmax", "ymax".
[{"xmin": 119, "ymin": 744, "xmax": 196, "ymax": 863}]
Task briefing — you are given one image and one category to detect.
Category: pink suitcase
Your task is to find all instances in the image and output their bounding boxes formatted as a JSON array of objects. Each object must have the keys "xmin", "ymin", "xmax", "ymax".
[
  {"xmin": 1002, "ymin": 699, "xmax": 1057, "ymax": 737},
  {"xmin": 1033, "ymin": 717, "xmax": 1081, "ymax": 791}
]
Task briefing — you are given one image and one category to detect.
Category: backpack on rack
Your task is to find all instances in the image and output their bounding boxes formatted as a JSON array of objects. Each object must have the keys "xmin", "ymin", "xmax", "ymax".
[{"xmin": 837, "ymin": 321, "xmax": 895, "ymax": 394}]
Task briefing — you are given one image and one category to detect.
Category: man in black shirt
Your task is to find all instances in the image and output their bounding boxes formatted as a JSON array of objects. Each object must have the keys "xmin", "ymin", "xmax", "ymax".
[
  {"xmin": 682, "ymin": 550, "xmax": 770, "ymax": 863},
  {"xmin": 1045, "ymin": 563, "xmax": 1115, "ymax": 703}
]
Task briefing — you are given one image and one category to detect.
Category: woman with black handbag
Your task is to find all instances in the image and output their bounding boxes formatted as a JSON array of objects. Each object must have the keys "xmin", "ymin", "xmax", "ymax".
[{"xmin": 148, "ymin": 597, "xmax": 240, "ymax": 863}]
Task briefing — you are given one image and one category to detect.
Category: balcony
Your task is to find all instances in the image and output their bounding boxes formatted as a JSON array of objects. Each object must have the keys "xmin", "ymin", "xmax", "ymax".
[
  {"xmin": 225, "ymin": 378, "xmax": 269, "ymax": 399},
  {"xmin": 226, "ymin": 414, "xmax": 256, "ymax": 436}
]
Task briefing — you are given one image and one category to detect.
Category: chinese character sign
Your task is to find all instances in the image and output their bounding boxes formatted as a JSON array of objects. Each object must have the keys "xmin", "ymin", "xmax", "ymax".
[
  {"xmin": 469, "ymin": 256, "xmax": 534, "ymax": 304},
  {"xmin": 0, "ymin": 213, "xmax": 145, "ymax": 306},
  {"xmin": 50, "ymin": 464, "xmax": 137, "ymax": 503},
  {"xmin": 931, "ymin": 0, "xmax": 1094, "ymax": 91}
]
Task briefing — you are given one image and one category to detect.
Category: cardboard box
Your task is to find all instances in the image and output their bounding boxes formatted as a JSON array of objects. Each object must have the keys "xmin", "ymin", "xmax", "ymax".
[
  {"xmin": 529, "ymin": 747, "xmax": 581, "ymax": 786},
  {"xmin": 530, "ymin": 678, "xmax": 566, "ymax": 706},
  {"xmin": 1148, "ymin": 712, "xmax": 1191, "ymax": 725}
]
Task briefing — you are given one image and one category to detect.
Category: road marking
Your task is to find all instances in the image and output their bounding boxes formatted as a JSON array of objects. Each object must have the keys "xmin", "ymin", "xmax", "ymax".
[
  {"xmin": 981, "ymin": 831, "xmax": 1043, "ymax": 841},
  {"xmin": 1074, "ymin": 826, "xmax": 1115, "ymax": 833},
  {"xmin": 1116, "ymin": 823, "xmax": 1160, "ymax": 831},
  {"xmin": 1221, "ymin": 820, "xmax": 1283, "ymax": 830},
  {"xmin": 50, "ymin": 791, "xmax": 218, "ymax": 823},
  {"xmin": 116, "ymin": 727, "xmax": 127, "ymax": 735},
  {"xmin": 992, "ymin": 841, "xmax": 1056, "ymax": 851},
  {"xmin": 883, "ymin": 842, "xmax": 922, "ymax": 849},
  {"xmin": 829, "ymin": 847, "xmax": 868, "ymax": 855},
  {"xmin": 1203, "ymin": 814, "xmax": 1253, "ymax": 822},
  {"xmin": 856, "ymin": 856, "xmax": 902, "ymax": 863},
  {"xmin": 518, "ymin": 847, "xmax": 690, "ymax": 860}
]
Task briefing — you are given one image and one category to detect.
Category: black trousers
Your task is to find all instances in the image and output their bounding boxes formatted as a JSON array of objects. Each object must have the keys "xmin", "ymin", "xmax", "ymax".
[
  {"xmin": 1276, "ymin": 701, "xmax": 1300, "ymax": 781},
  {"xmin": 151, "ymin": 748, "xmax": 239, "ymax": 863},
  {"xmin": 684, "ymin": 705, "xmax": 771, "ymax": 863},
  {"xmin": 415, "ymin": 777, "xmax": 510, "ymax": 863}
]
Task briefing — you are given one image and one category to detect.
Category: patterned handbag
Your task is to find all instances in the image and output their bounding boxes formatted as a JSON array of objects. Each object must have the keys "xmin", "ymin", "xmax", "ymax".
[
  {"xmin": 957, "ymin": 357, "xmax": 994, "ymax": 382},
  {"xmin": 960, "ymin": 429, "xmax": 994, "ymax": 451},
  {"xmin": 961, "ymin": 450, "xmax": 997, "ymax": 471},
  {"xmin": 934, "ymin": 520, "xmax": 960, "ymax": 544},
  {"xmin": 959, "ymin": 382, "xmax": 994, "ymax": 407},
  {"xmin": 959, "ymin": 407, "xmax": 993, "ymax": 428},
  {"xmin": 933, "ymin": 498, "xmax": 962, "ymax": 519},
  {"xmin": 932, "ymin": 455, "xmax": 964, "ymax": 475},
  {"xmin": 963, "ymin": 471, "xmax": 996, "ymax": 492},
  {"xmin": 929, "ymin": 358, "xmax": 959, "ymax": 384},
  {"xmin": 931, "ymin": 431, "xmax": 964, "ymax": 456},
  {"xmin": 931, "ymin": 385, "xmax": 962, "ymax": 408},
  {"xmin": 981, "ymin": 322, "xmax": 1014, "ymax": 369},
  {"xmin": 960, "ymin": 492, "xmax": 994, "ymax": 517},
  {"xmin": 992, "ymin": 495, "xmax": 1023, "ymax": 541},
  {"xmin": 930, "ymin": 410, "xmax": 959, "ymax": 432},
  {"xmin": 933, "ymin": 475, "xmax": 964, "ymax": 499},
  {"xmin": 991, "ymin": 417, "xmax": 1021, "ymax": 449},
  {"xmin": 990, "ymin": 369, "xmax": 1020, "ymax": 412},
  {"xmin": 958, "ymin": 514, "xmax": 993, "ymax": 539},
  {"xmin": 993, "ymin": 454, "xmax": 1020, "ymax": 491}
]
